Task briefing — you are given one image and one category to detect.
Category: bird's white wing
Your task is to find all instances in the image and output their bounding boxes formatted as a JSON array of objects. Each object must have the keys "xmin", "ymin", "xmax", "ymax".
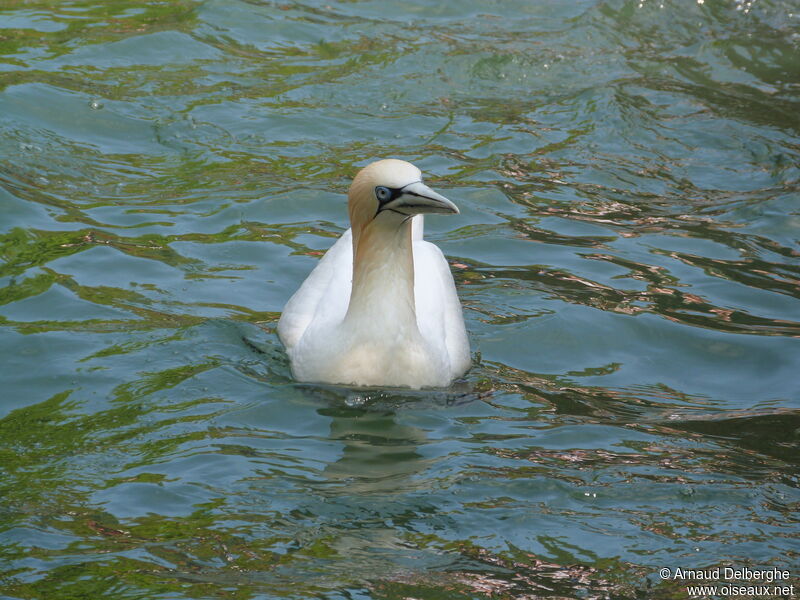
[
  {"xmin": 413, "ymin": 239, "xmax": 471, "ymax": 378},
  {"xmin": 277, "ymin": 229, "xmax": 353, "ymax": 351},
  {"xmin": 411, "ymin": 214, "xmax": 424, "ymax": 241}
]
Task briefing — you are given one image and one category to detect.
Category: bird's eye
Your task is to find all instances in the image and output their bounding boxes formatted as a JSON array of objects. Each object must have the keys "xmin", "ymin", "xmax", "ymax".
[{"xmin": 375, "ymin": 186, "xmax": 391, "ymax": 203}]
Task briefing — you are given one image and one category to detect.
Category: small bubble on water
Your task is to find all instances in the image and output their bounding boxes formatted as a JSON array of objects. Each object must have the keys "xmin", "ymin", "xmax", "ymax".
[
  {"xmin": 345, "ymin": 395, "xmax": 367, "ymax": 407},
  {"xmin": 89, "ymin": 99, "xmax": 104, "ymax": 110}
]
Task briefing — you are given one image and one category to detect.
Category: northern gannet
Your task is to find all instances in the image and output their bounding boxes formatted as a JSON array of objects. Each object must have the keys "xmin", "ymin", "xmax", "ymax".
[{"xmin": 277, "ymin": 159, "xmax": 470, "ymax": 388}]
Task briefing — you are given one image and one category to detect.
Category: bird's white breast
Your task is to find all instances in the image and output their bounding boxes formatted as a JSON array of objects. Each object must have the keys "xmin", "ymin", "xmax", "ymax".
[{"xmin": 278, "ymin": 220, "xmax": 469, "ymax": 389}]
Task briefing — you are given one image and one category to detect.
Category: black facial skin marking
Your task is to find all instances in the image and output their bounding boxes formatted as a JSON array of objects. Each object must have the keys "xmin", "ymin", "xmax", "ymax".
[
  {"xmin": 375, "ymin": 182, "xmax": 425, "ymax": 219},
  {"xmin": 375, "ymin": 185, "xmax": 405, "ymax": 206}
]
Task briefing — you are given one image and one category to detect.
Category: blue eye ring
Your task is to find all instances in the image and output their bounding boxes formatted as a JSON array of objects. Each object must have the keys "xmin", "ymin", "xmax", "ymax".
[{"xmin": 375, "ymin": 186, "xmax": 392, "ymax": 203}]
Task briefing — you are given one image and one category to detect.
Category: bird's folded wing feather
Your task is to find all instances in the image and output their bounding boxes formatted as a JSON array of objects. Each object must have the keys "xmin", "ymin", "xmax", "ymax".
[
  {"xmin": 277, "ymin": 229, "xmax": 353, "ymax": 350},
  {"xmin": 413, "ymin": 240, "xmax": 471, "ymax": 377}
]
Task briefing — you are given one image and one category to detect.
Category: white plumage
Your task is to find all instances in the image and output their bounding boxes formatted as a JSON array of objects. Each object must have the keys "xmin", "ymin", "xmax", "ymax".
[{"xmin": 278, "ymin": 159, "xmax": 470, "ymax": 388}]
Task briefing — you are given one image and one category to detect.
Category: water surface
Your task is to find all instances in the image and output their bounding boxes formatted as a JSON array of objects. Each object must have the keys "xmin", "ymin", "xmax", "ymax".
[{"xmin": 1, "ymin": 1, "xmax": 799, "ymax": 598}]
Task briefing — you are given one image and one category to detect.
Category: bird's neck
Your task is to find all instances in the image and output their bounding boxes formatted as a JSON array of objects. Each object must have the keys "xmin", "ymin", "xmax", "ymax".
[{"xmin": 346, "ymin": 218, "xmax": 417, "ymax": 329}]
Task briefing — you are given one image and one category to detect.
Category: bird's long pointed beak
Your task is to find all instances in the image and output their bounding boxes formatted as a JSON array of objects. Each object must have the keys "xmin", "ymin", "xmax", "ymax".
[{"xmin": 391, "ymin": 181, "xmax": 459, "ymax": 215}]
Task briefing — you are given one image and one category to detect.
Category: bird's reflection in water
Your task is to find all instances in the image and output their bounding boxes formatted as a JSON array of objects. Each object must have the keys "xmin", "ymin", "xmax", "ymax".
[
  {"xmin": 296, "ymin": 384, "xmax": 445, "ymax": 494},
  {"xmin": 278, "ymin": 384, "xmax": 476, "ymax": 579},
  {"xmin": 318, "ymin": 405, "xmax": 429, "ymax": 495}
]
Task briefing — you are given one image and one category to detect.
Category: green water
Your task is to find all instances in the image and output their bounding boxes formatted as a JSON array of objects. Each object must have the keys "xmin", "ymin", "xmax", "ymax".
[{"xmin": 1, "ymin": 0, "xmax": 799, "ymax": 598}]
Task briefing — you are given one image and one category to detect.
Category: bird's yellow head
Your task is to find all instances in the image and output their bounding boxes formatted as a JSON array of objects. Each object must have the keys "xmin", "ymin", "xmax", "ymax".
[{"xmin": 347, "ymin": 159, "xmax": 458, "ymax": 241}]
